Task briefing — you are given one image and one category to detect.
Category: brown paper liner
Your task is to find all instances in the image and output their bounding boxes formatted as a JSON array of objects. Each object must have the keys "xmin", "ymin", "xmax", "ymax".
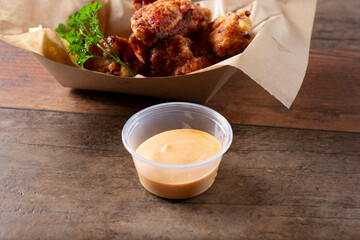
[{"xmin": 33, "ymin": 53, "xmax": 238, "ymax": 103}]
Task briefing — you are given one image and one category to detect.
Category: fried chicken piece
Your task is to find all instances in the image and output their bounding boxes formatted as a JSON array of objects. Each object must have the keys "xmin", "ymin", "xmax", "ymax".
[
  {"xmin": 174, "ymin": 56, "xmax": 210, "ymax": 75},
  {"xmin": 180, "ymin": 3, "xmax": 211, "ymax": 37},
  {"xmin": 84, "ymin": 36, "xmax": 144, "ymax": 77},
  {"xmin": 208, "ymin": 11, "xmax": 252, "ymax": 58},
  {"xmin": 148, "ymin": 35, "xmax": 210, "ymax": 76},
  {"xmin": 133, "ymin": 0, "xmax": 157, "ymax": 11},
  {"xmin": 192, "ymin": 24, "xmax": 217, "ymax": 60},
  {"xmin": 131, "ymin": 0, "xmax": 211, "ymax": 46},
  {"xmin": 129, "ymin": 33, "xmax": 149, "ymax": 64}
]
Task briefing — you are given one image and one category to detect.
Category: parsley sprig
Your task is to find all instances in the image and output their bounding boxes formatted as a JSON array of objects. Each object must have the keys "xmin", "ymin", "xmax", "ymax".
[{"xmin": 56, "ymin": 2, "xmax": 134, "ymax": 76}]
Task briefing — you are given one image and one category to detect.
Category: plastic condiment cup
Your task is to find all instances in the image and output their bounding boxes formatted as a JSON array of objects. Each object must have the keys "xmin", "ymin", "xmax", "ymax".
[{"xmin": 122, "ymin": 102, "xmax": 233, "ymax": 199}]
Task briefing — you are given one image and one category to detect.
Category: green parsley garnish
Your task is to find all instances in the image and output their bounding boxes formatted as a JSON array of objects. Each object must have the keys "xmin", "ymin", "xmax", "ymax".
[{"xmin": 55, "ymin": 2, "xmax": 134, "ymax": 76}]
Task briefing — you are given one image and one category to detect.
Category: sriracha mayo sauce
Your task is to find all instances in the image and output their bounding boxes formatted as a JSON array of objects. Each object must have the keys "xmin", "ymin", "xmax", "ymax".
[{"xmin": 135, "ymin": 129, "xmax": 221, "ymax": 199}]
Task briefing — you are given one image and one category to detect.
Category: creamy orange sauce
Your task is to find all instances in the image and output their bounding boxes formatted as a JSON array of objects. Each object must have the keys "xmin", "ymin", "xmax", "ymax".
[
  {"xmin": 136, "ymin": 129, "xmax": 221, "ymax": 165},
  {"xmin": 134, "ymin": 129, "xmax": 222, "ymax": 199},
  {"xmin": 137, "ymin": 167, "xmax": 219, "ymax": 199}
]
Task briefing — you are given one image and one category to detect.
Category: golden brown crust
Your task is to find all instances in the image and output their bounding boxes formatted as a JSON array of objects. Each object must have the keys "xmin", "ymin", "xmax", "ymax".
[
  {"xmin": 148, "ymin": 35, "xmax": 211, "ymax": 77},
  {"xmin": 179, "ymin": 3, "xmax": 212, "ymax": 37},
  {"xmin": 128, "ymin": 33, "xmax": 149, "ymax": 64},
  {"xmin": 131, "ymin": 0, "xmax": 211, "ymax": 46},
  {"xmin": 174, "ymin": 56, "xmax": 210, "ymax": 76},
  {"xmin": 208, "ymin": 11, "xmax": 252, "ymax": 58},
  {"xmin": 86, "ymin": 4, "xmax": 252, "ymax": 77}
]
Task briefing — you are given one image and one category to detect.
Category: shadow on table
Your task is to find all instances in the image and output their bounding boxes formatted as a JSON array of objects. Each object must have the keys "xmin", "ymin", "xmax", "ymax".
[
  {"xmin": 69, "ymin": 88, "xmax": 171, "ymax": 115},
  {"xmin": 161, "ymin": 156, "xmax": 268, "ymax": 206}
]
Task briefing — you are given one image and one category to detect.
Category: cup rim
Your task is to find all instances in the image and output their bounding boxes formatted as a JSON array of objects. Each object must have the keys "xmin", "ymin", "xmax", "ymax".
[{"xmin": 121, "ymin": 102, "xmax": 233, "ymax": 170}]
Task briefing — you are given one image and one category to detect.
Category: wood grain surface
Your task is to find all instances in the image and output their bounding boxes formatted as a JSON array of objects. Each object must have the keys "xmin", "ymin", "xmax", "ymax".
[
  {"xmin": 1, "ymin": 42, "xmax": 359, "ymax": 133},
  {"xmin": 0, "ymin": 109, "xmax": 359, "ymax": 239}
]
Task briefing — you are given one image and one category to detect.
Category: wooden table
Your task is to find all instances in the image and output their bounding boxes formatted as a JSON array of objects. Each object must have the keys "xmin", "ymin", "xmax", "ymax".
[{"xmin": 0, "ymin": 0, "xmax": 359, "ymax": 239}]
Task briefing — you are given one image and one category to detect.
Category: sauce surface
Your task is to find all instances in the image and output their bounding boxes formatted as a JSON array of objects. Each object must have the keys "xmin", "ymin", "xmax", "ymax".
[{"xmin": 136, "ymin": 129, "xmax": 221, "ymax": 164}]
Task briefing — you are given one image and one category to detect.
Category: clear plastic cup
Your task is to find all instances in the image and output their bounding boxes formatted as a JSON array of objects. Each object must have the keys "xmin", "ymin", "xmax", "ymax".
[{"xmin": 122, "ymin": 102, "xmax": 233, "ymax": 199}]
